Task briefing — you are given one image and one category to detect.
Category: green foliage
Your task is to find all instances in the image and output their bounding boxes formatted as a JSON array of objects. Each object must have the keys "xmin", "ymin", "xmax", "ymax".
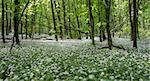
[
  {"xmin": 48, "ymin": 29, "xmax": 55, "ymax": 36},
  {"xmin": 0, "ymin": 38, "xmax": 150, "ymax": 81}
]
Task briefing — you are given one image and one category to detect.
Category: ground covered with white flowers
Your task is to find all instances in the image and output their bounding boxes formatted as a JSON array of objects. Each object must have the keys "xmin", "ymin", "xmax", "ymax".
[{"xmin": 0, "ymin": 38, "xmax": 150, "ymax": 81}]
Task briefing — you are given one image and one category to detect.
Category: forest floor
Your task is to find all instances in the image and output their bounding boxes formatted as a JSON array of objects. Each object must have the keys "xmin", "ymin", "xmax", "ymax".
[{"xmin": 0, "ymin": 37, "xmax": 150, "ymax": 81}]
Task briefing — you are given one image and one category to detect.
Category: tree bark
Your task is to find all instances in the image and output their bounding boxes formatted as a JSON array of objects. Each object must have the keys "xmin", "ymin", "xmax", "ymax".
[
  {"xmin": 133, "ymin": 0, "xmax": 137, "ymax": 48},
  {"xmin": 14, "ymin": 0, "xmax": 20, "ymax": 44},
  {"xmin": 62, "ymin": 0, "xmax": 68, "ymax": 36},
  {"xmin": 76, "ymin": 15, "xmax": 81, "ymax": 40},
  {"xmin": 25, "ymin": 14, "xmax": 28, "ymax": 39},
  {"xmin": 129, "ymin": 0, "xmax": 134, "ymax": 40},
  {"xmin": 9, "ymin": 0, "xmax": 12, "ymax": 33},
  {"xmin": 1, "ymin": 0, "xmax": 5, "ymax": 43},
  {"xmin": 5, "ymin": 3, "xmax": 9, "ymax": 35},
  {"xmin": 31, "ymin": 0, "xmax": 36, "ymax": 39},
  {"xmin": 21, "ymin": 21, "xmax": 23, "ymax": 39},
  {"xmin": 68, "ymin": 0, "xmax": 72, "ymax": 39},
  {"xmin": 50, "ymin": 0, "xmax": 58, "ymax": 41},
  {"xmin": 105, "ymin": 0, "xmax": 112, "ymax": 50},
  {"xmin": 88, "ymin": 0, "xmax": 95, "ymax": 45},
  {"xmin": 98, "ymin": 0, "xmax": 102, "ymax": 42},
  {"xmin": 54, "ymin": 1, "xmax": 63, "ymax": 40}
]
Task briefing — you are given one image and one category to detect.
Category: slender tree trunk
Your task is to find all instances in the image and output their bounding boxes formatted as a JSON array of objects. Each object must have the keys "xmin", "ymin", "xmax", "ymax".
[
  {"xmin": 9, "ymin": 0, "xmax": 12, "ymax": 33},
  {"xmin": 38, "ymin": 10, "xmax": 42, "ymax": 35},
  {"xmin": 1, "ymin": 0, "xmax": 5, "ymax": 43},
  {"xmin": 133, "ymin": 0, "xmax": 137, "ymax": 48},
  {"xmin": 5, "ymin": 3, "xmax": 9, "ymax": 35},
  {"xmin": 88, "ymin": 0, "xmax": 95, "ymax": 45},
  {"xmin": 25, "ymin": 14, "xmax": 28, "ymax": 39},
  {"xmin": 105, "ymin": 0, "xmax": 112, "ymax": 50},
  {"xmin": 76, "ymin": 15, "xmax": 81, "ymax": 40},
  {"xmin": 14, "ymin": 0, "xmax": 20, "ymax": 44},
  {"xmin": 31, "ymin": 17, "xmax": 34, "ymax": 39},
  {"xmin": 74, "ymin": 0, "xmax": 81, "ymax": 40},
  {"xmin": 31, "ymin": 0, "xmax": 36, "ymax": 39},
  {"xmin": 68, "ymin": 0, "xmax": 72, "ymax": 39},
  {"xmin": 54, "ymin": 1, "xmax": 63, "ymax": 40},
  {"xmin": 136, "ymin": 0, "xmax": 140, "ymax": 39},
  {"xmin": 102, "ymin": 30, "xmax": 106, "ymax": 41},
  {"xmin": 129, "ymin": 0, "xmax": 134, "ymax": 40},
  {"xmin": 21, "ymin": 21, "xmax": 23, "ymax": 39},
  {"xmin": 98, "ymin": 0, "xmax": 102, "ymax": 42},
  {"xmin": 50, "ymin": 0, "xmax": 58, "ymax": 41},
  {"xmin": 68, "ymin": 16, "xmax": 72, "ymax": 39},
  {"xmin": 62, "ymin": 0, "xmax": 68, "ymax": 36}
]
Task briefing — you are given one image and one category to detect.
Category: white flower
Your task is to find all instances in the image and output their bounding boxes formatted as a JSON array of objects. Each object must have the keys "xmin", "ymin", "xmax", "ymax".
[
  {"xmin": 30, "ymin": 73, "xmax": 34, "ymax": 78},
  {"xmin": 101, "ymin": 72, "xmax": 105, "ymax": 76},
  {"xmin": 74, "ymin": 76, "xmax": 78, "ymax": 79},
  {"xmin": 89, "ymin": 74, "xmax": 95, "ymax": 79}
]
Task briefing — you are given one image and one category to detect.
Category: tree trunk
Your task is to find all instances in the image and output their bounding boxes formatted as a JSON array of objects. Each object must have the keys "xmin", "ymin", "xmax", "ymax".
[
  {"xmin": 129, "ymin": 0, "xmax": 134, "ymax": 40},
  {"xmin": 68, "ymin": 16, "xmax": 72, "ymax": 39},
  {"xmin": 68, "ymin": 0, "xmax": 72, "ymax": 39},
  {"xmin": 102, "ymin": 31, "xmax": 106, "ymax": 41},
  {"xmin": 5, "ymin": 3, "xmax": 9, "ymax": 35},
  {"xmin": 21, "ymin": 21, "xmax": 23, "ymax": 39},
  {"xmin": 25, "ymin": 14, "xmax": 28, "ymax": 39},
  {"xmin": 133, "ymin": 0, "xmax": 137, "ymax": 48},
  {"xmin": 54, "ymin": 1, "xmax": 63, "ymax": 40},
  {"xmin": 31, "ymin": 0, "xmax": 36, "ymax": 39},
  {"xmin": 9, "ymin": 0, "xmax": 12, "ymax": 33},
  {"xmin": 88, "ymin": 0, "xmax": 95, "ymax": 45},
  {"xmin": 105, "ymin": 0, "xmax": 112, "ymax": 50},
  {"xmin": 62, "ymin": 0, "xmax": 68, "ymax": 36},
  {"xmin": 1, "ymin": 0, "xmax": 5, "ymax": 43},
  {"xmin": 38, "ymin": 6, "xmax": 42, "ymax": 35},
  {"xmin": 136, "ymin": 0, "xmax": 140, "ymax": 39},
  {"xmin": 76, "ymin": 15, "xmax": 81, "ymax": 40},
  {"xmin": 98, "ymin": 0, "xmax": 102, "ymax": 42},
  {"xmin": 50, "ymin": 0, "xmax": 58, "ymax": 41},
  {"xmin": 14, "ymin": 0, "xmax": 20, "ymax": 44}
]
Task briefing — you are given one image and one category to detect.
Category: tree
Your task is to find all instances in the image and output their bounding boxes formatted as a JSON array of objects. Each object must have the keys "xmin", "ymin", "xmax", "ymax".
[
  {"xmin": 50, "ymin": 0, "xmax": 58, "ymax": 41},
  {"xmin": 14, "ymin": 0, "xmax": 20, "ymax": 44},
  {"xmin": 98, "ymin": 0, "xmax": 102, "ymax": 42},
  {"xmin": 5, "ymin": 2, "xmax": 9, "ymax": 35},
  {"xmin": 88, "ymin": 0, "xmax": 95, "ymax": 45},
  {"xmin": 132, "ymin": 0, "xmax": 137, "ymax": 48},
  {"xmin": 25, "ymin": 14, "xmax": 28, "ymax": 39},
  {"xmin": 74, "ymin": 0, "xmax": 81, "ymax": 40},
  {"xmin": 9, "ymin": 0, "xmax": 12, "ymax": 33},
  {"xmin": 31, "ymin": 0, "xmax": 36, "ymax": 39},
  {"xmin": 105, "ymin": 0, "xmax": 113, "ymax": 50},
  {"xmin": 129, "ymin": 0, "xmax": 134, "ymax": 40},
  {"xmin": 54, "ymin": 1, "xmax": 63, "ymax": 40},
  {"xmin": 68, "ymin": 0, "xmax": 73, "ymax": 39},
  {"xmin": 1, "ymin": 0, "xmax": 5, "ymax": 43},
  {"xmin": 62, "ymin": 0, "xmax": 68, "ymax": 36}
]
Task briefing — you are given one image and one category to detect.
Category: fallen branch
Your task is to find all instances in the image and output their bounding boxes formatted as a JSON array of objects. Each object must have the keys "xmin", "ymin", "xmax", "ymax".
[
  {"xmin": 98, "ymin": 44, "xmax": 126, "ymax": 50},
  {"xmin": 112, "ymin": 45, "xmax": 126, "ymax": 50},
  {"xmin": 98, "ymin": 46, "xmax": 109, "ymax": 50}
]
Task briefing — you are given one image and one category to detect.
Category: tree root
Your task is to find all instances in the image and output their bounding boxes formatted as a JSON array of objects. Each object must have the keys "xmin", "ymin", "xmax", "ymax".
[{"xmin": 98, "ymin": 44, "xmax": 126, "ymax": 50}]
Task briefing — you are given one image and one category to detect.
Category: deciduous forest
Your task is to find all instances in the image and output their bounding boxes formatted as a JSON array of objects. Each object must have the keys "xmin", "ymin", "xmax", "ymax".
[{"xmin": 0, "ymin": 0, "xmax": 150, "ymax": 81}]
